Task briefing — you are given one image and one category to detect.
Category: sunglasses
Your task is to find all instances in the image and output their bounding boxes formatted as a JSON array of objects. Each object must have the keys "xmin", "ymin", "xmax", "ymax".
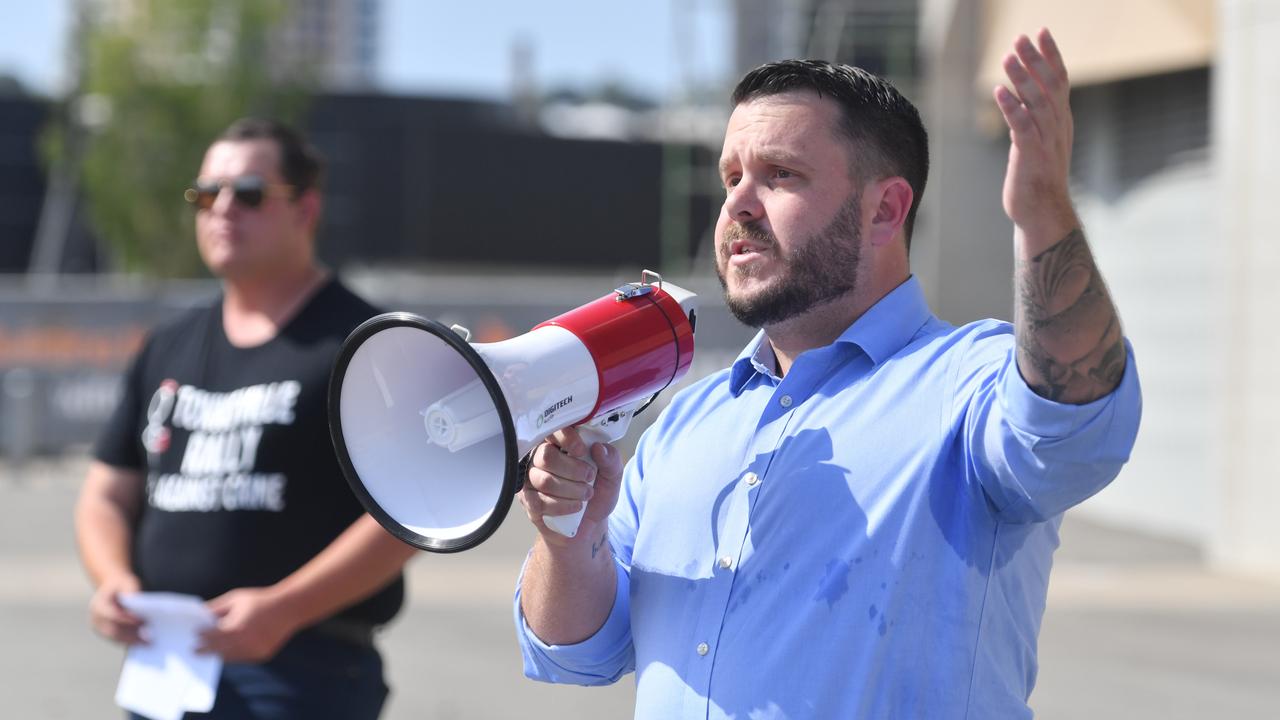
[{"xmin": 184, "ymin": 175, "xmax": 295, "ymax": 210}]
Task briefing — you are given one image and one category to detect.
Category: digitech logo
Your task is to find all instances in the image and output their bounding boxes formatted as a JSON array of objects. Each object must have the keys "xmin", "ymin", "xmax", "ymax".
[{"xmin": 536, "ymin": 395, "xmax": 574, "ymax": 427}]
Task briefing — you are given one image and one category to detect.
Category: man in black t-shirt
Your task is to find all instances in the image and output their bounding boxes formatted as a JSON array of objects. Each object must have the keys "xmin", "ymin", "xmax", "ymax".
[{"xmin": 75, "ymin": 118, "xmax": 416, "ymax": 720}]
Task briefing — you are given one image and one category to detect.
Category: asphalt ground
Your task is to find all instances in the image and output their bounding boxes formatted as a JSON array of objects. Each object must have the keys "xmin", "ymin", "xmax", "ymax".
[{"xmin": 2, "ymin": 455, "xmax": 1278, "ymax": 719}]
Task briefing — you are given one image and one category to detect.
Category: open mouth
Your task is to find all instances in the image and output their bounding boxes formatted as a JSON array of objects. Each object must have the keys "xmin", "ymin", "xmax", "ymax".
[
  {"xmin": 729, "ymin": 237, "xmax": 770, "ymax": 256},
  {"xmin": 727, "ymin": 239, "xmax": 772, "ymax": 267}
]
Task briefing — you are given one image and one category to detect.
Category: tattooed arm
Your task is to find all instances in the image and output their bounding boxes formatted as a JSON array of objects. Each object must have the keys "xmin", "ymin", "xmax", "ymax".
[
  {"xmin": 995, "ymin": 29, "xmax": 1126, "ymax": 404},
  {"xmin": 1015, "ymin": 229, "xmax": 1125, "ymax": 402}
]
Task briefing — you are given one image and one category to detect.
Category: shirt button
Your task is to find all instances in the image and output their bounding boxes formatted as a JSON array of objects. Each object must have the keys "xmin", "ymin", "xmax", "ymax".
[
  {"xmin": 779, "ymin": 394, "xmax": 793, "ymax": 408},
  {"xmin": 718, "ymin": 556, "xmax": 733, "ymax": 569},
  {"xmin": 696, "ymin": 642, "xmax": 709, "ymax": 656},
  {"xmin": 744, "ymin": 472, "xmax": 760, "ymax": 487}
]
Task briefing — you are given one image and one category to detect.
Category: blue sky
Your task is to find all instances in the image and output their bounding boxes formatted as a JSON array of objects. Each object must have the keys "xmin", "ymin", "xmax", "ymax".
[
  {"xmin": 0, "ymin": 0, "xmax": 734, "ymax": 102},
  {"xmin": 0, "ymin": 2, "xmax": 73, "ymax": 94}
]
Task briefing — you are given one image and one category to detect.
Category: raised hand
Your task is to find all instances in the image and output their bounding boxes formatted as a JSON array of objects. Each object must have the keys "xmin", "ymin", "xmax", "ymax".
[
  {"xmin": 994, "ymin": 28, "xmax": 1077, "ymax": 244},
  {"xmin": 995, "ymin": 28, "xmax": 1126, "ymax": 404}
]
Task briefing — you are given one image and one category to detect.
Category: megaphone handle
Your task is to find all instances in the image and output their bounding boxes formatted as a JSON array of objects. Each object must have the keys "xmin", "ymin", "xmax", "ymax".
[{"xmin": 541, "ymin": 415, "xmax": 631, "ymax": 539}]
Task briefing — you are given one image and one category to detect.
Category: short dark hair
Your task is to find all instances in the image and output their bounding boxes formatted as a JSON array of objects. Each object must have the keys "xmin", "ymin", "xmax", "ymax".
[
  {"xmin": 731, "ymin": 60, "xmax": 929, "ymax": 243},
  {"xmin": 215, "ymin": 117, "xmax": 325, "ymax": 194}
]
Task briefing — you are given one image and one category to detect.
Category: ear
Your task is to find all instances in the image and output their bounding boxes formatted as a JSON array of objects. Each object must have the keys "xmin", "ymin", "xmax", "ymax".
[
  {"xmin": 865, "ymin": 177, "xmax": 913, "ymax": 248},
  {"xmin": 295, "ymin": 188, "xmax": 323, "ymax": 234}
]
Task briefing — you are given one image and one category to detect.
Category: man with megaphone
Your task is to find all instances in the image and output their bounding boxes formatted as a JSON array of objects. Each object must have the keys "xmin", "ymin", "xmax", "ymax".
[{"xmin": 515, "ymin": 29, "xmax": 1141, "ymax": 719}]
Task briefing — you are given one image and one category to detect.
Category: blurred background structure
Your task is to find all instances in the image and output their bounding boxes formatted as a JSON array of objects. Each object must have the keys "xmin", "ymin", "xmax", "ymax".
[{"xmin": 1, "ymin": 0, "xmax": 1278, "ymax": 717}]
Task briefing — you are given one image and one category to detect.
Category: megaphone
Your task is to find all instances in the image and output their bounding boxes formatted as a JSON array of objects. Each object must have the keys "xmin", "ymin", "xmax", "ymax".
[{"xmin": 328, "ymin": 270, "xmax": 696, "ymax": 553}]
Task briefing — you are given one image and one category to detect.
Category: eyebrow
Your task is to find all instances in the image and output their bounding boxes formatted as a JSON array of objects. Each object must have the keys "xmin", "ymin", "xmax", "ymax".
[{"xmin": 718, "ymin": 148, "xmax": 812, "ymax": 178}]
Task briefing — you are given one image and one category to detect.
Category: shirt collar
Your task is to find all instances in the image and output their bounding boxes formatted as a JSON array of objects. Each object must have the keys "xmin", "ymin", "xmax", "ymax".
[
  {"xmin": 834, "ymin": 275, "xmax": 932, "ymax": 365},
  {"xmin": 729, "ymin": 331, "xmax": 776, "ymax": 394},
  {"xmin": 727, "ymin": 276, "xmax": 933, "ymax": 396}
]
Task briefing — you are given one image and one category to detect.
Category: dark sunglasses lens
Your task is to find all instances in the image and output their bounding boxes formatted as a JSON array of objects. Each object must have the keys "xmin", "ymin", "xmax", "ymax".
[{"xmin": 232, "ymin": 187, "xmax": 265, "ymax": 208}]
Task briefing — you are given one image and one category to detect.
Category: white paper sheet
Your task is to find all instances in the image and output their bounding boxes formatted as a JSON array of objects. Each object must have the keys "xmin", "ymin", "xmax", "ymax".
[{"xmin": 114, "ymin": 592, "xmax": 222, "ymax": 720}]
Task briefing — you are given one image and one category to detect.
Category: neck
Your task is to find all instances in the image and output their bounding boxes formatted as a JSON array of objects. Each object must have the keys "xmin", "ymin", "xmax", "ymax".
[
  {"xmin": 765, "ymin": 266, "xmax": 909, "ymax": 376},
  {"xmin": 764, "ymin": 294, "xmax": 861, "ymax": 376},
  {"xmin": 222, "ymin": 262, "xmax": 328, "ymax": 347}
]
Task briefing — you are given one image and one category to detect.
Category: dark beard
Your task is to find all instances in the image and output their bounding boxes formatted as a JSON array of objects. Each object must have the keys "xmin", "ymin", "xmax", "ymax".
[{"xmin": 717, "ymin": 194, "xmax": 862, "ymax": 328}]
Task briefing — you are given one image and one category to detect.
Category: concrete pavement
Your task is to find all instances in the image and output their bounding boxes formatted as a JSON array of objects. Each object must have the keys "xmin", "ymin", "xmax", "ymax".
[{"xmin": 3, "ymin": 455, "xmax": 1278, "ymax": 718}]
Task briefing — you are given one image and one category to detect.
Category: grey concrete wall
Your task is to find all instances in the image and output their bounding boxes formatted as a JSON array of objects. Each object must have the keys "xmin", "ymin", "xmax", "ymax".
[{"xmin": 1072, "ymin": 163, "xmax": 1218, "ymax": 544}]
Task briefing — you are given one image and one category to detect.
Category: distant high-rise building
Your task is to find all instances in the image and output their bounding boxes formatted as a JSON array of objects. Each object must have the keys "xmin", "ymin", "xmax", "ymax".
[
  {"xmin": 733, "ymin": 0, "xmax": 806, "ymax": 75},
  {"xmin": 274, "ymin": 0, "xmax": 379, "ymax": 89},
  {"xmin": 733, "ymin": 0, "xmax": 921, "ymax": 98}
]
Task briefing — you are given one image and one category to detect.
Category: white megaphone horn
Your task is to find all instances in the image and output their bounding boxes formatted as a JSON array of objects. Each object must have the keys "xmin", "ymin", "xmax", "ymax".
[{"xmin": 328, "ymin": 270, "xmax": 697, "ymax": 552}]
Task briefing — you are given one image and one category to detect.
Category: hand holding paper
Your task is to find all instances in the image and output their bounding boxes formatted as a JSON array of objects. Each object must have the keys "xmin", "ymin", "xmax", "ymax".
[{"xmin": 114, "ymin": 592, "xmax": 222, "ymax": 720}]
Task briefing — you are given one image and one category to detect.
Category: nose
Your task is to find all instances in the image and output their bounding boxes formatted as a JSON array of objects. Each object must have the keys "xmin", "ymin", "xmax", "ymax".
[
  {"xmin": 209, "ymin": 185, "xmax": 238, "ymax": 215},
  {"xmin": 722, "ymin": 175, "xmax": 763, "ymax": 223}
]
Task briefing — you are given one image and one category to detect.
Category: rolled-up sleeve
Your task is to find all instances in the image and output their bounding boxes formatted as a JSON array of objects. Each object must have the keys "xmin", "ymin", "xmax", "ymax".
[
  {"xmin": 514, "ymin": 554, "xmax": 636, "ymax": 685},
  {"xmin": 961, "ymin": 331, "xmax": 1143, "ymax": 522}
]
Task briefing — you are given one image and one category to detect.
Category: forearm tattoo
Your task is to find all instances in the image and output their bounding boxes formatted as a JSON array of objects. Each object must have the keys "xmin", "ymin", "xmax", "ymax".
[{"xmin": 1015, "ymin": 228, "xmax": 1126, "ymax": 403}]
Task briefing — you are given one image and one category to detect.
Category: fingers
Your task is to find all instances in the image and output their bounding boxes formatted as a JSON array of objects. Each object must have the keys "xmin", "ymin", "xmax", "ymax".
[
  {"xmin": 89, "ymin": 589, "xmax": 145, "ymax": 645},
  {"xmin": 590, "ymin": 441, "xmax": 623, "ymax": 483},
  {"xmin": 1003, "ymin": 44, "xmax": 1048, "ymax": 114},
  {"xmin": 548, "ymin": 427, "xmax": 590, "ymax": 458},
  {"xmin": 1014, "ymin": 33, "xmax": 1064, "ymax": 104},
  {"xmin": 197, "ymin": 626, "xmax": 250, "ymax": 659},
  {"xmin": 196, "ymin": 591, "xmax": 286, "ymax": 661},
  {"xmin": 999, "ymin": 50, "xmax": 1051, "ymax": 145},
  {"xmin": 197, "ymin": 625, "xmax": 246, "ymax": 658},
  {"xmin": 92, "ymin": 610, "xmax": 144, "ymax": 644},
  {"xmin": 994, "ymin": 83, "xmax": 1034, "ymax": 138},
  {"xmin": 522, "ymin": 440, "xmax": 595, "ymax": 517},
  {"xmin": 195, "ymin": 595, "xmax": 230, "ymax": 653},
  {"xmin": 1036, "ymin": 28, "xmax": 1069, "ymax": 86},
  {"xmin": 998, "ymin": 29, "xmax": 1070, "ymax": 132},
  {"xmin": 519, "ymin": 431, "xmax": 627, "ymax": 528},
  {"xmin": 89, "ymin": 581, "xmax": 143, "ymax": 639},
  {"xmin": 196, "ymin": 626, "xmax": 223, "ymax": 655},
  {"xmin": 532, "ymin": 439, "xmax": 597, "ymax": 489}
]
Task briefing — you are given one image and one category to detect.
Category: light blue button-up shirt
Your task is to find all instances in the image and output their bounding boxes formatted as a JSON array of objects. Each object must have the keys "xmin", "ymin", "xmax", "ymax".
[{"xmin": 516, "ymin": 276, "xmax": 1142, "ymax": 719}]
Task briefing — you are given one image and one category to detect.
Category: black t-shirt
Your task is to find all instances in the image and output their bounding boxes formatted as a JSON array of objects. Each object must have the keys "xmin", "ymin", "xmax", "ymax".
[{"xmin": 94, "ymin": 277, "xmax": 403, "ymax": 626}]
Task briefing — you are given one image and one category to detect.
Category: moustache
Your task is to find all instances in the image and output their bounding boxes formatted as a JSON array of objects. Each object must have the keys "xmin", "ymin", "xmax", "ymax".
[{"xmin": 721, "ymin": 221, "xmax": 776, "ymax": 254}]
